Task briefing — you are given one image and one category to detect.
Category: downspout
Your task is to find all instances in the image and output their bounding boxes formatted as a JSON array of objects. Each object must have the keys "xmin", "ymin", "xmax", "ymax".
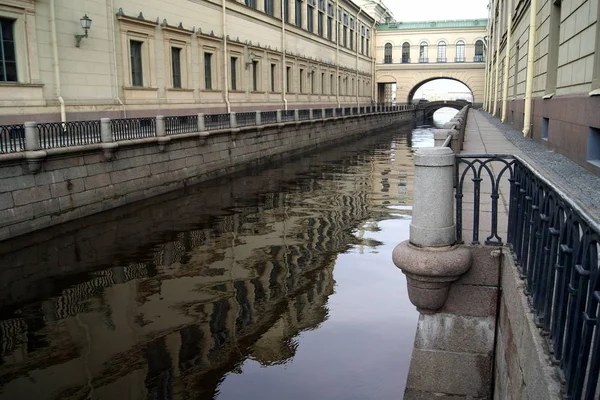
[
  {"xmin": 355, "ymin": 8, "xmax": 362, "ymax": 107},
  {"xmin": 281, "ymin": 0, "xmax": 288, "ymax": 110},
  {"xmin": 222, "ymin": 0, "xmax": 231, "ymax": 113},
  {"xmin": 483, "ymin": 1, "xmax": 492, "ymax": 110},
  {"xmin": 501, "ymin": 0, "xmax": 512, "ymax": 122},
  {"xmin": 492, "ymin": 5, "xmax": 501, "ymax": 117},
  {"xmin": 335, "ymin": 0, "xmax": 340, "ymax": 108},
  {"xmin": 522, "ymin": 0, "xmax": 538, "ymax": 137},
  {"xmin": 486, "ymin": 0, "xmax": 496, "ymax": 112},
  {"xmin": 50, "ymin": 0, "xmax": 66, "ymax": 124},
  {"xmin": 108, "ymin": 0, "xmax": 126, "ymax": 118}
]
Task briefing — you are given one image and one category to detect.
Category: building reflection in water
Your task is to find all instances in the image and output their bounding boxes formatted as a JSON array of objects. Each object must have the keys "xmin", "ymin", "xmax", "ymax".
[{"xmin": 0, "ymin": 128, "xmax": 416, "ymax": 400}]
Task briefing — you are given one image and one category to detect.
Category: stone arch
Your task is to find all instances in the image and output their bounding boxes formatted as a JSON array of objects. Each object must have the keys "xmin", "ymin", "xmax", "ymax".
[{"xmin": 406, "ymin": 76, "xmax": 474, "ymax": 104}]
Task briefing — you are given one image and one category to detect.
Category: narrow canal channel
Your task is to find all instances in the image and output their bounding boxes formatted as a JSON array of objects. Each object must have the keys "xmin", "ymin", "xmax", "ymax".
[{"xmin": 0, "ymin": 109, "xmax": 456, "ymax": 400}]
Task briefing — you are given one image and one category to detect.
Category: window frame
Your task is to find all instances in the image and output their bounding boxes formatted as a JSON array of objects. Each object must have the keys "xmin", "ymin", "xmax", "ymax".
[
  {"xmin": 204, "ymin": 51, "xmax": 214, "ymax": 90},
  {"xmin": 455, "ymin": 40, "xmax": 465, "ymax": 62},
  {"xmin": 171, "ymin": 46, "xmax": 183, "ymax": 88},
  {"xmin": 130, "ymin": 39, "xmax": 144, "ymax": 87}
]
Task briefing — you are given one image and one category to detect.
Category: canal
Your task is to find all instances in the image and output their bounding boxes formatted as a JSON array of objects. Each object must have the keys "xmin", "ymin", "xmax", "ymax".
[{"xmin": 0, "ymin": 110, "xmax": 455, "ymax": 400}]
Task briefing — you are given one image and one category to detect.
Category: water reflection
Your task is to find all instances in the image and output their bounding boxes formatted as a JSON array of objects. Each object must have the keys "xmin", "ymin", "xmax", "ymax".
[{"xmin": 0, "ymin": 124, "xmax": 422, "ymax": 400}]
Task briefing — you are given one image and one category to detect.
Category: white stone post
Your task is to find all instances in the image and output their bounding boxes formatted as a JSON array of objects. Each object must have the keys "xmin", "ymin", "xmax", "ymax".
[
  {"xmin": 294, "ymin": 109, "xmax": 300, "ymax": 121},
  {"xmin": 100, "ymin": 118, "xmax": 113, "ymax": 142},
  {"xmin": 255, "ymin": 110, "xmax": 262, "ymax": 125},
  {"xmin": 156, "ymin": 115, "xmax": 165, "ymax": 136},
  {"xmin": 198, "ymin": 113, "xmax": 206, "ymax": 131},
  {"xmin": 322, "ymin": 108, "xmax": 327, "ymax": 119},
  {"xmin": 230, "ymin": 112, "xmax": 237, "ymax": 128},
  {"xmin": 309, "ymin": 108, "xmax": 314, "ymax": 120},
  {"xmin": 276, "ymin": 109, "xmax": 283, "ymax": 123},
  {"xmin": 393, "ymin": 147, "xmax": 471, "ymax": 313},
  {"xmin": 24, "ymin": 122, "xmax": 40, "ymax": 151}
]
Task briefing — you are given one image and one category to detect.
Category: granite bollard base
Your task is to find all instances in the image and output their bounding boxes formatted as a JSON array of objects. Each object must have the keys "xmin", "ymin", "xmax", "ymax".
[{"xmin": 392, "ymin": 241, "xmax": 472, "ymax": 313}]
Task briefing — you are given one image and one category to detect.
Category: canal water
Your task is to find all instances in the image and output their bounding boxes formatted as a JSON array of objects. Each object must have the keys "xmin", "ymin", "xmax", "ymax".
[{"xmin": 0, "ymin": 110, "xmax": 455, "ymax": 400}]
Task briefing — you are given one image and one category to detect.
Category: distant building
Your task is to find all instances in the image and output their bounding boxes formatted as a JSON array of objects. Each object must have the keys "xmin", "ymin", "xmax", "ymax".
[{"xmin": 352, "ymin": 0, "xmax": 394, "ymax": 23}]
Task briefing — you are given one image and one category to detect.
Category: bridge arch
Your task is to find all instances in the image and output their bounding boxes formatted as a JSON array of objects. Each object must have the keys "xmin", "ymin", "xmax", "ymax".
[{"xmin": 406, "ymin": 76, "xmax": 475, "ymax": 104}]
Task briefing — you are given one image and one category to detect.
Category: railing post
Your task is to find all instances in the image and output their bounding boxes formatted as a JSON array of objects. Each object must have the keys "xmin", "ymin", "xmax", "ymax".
[
  {"xmin": 276, "ymin": 110, "xmax": 282, "ymax": 123},
  {"xmin": 100, "ymin": 118, "xmax": 113, "ymax": 143},
  {"xmin": 156, "ymin": 115, "xmax": 165, "ymax": 137},
  {"xmin": 294, "ymin": 109, "xmax": 300, "ymax": 121},
  {"xmin": 24, "ymin": 121, "xmax": 40, "ymax": 151},
  {"xmin": 393, "ymin": 147, "xmax": 472, "ymax": 313},
  {"xmin": 322, "ymin": 108, "xmax": 327, "ymax": 119},
  {"xmin": 197, "ymin": 113, "xmax": 206, "ymax": 131},
  {"xmin": 230, "ymin": 112, "xmax": 237, "ymax": 128},
  {"xmin": 341, "ymin": 107, "xmax": 345, "ymax": 116},
  {"xmin": 309, "ymin": 108, "xmax": 314, "ymax": 120},
  {"xmin": 255, "ymin": 111, "xmax": 262, "ymax": 126}
]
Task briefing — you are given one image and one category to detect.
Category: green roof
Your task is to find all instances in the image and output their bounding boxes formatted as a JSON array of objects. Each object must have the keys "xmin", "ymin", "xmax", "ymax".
[{"xmin": 376, "ymin": 19, "xmax": 488, "ymax": 31}]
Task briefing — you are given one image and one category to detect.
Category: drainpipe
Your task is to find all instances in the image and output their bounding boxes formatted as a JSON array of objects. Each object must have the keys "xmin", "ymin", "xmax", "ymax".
[
  {"xmin": 522, "ymin": 0, "xmax": 538, "ymax": 137},
  {"xmin": 483, "ymin": 1, "xmax": 492, "ymax": 111},
  {"xmin": 355, "ymin": 8, "xmax": 362, "ymax": 107},
  {"xmin": 281, "ymin": 0, "xmax": 288, "ymax": 110},
  {"xmin": 492, "ymin": 5, "xmax": 501, "ymax": 117},
  {"xmin": 335, "ymin": 0, "xmax": 340, "ymax": 108},
  {"xmin": 222, "ymin": 0, "xmax": 231, "ymax": 113},
  {"xmin": 501, "ymin": 0, "xmax": 513, "ymax": 122},
  {"xmin": 486, "ymin": 0, "xmax": 496, "ymax": 112},
  {"xmin": 108, "ymin": 0, "xmax": 126, "ymax": 118},
  {"xmin": 50, "ymin": 0, "xmax": 66, "ymax": 124}
]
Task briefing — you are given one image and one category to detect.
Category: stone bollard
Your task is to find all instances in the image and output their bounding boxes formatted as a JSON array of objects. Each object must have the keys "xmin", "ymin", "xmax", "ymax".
[
  {"xmin": 392, "ymin": 147, "xmax": 471, "ymax": 313},
  {"xmin": 341, "ymin": 107, "xmax": 345, "ymax": 116},
  {"xmin": 24, "ymin": 121, "xmax": 46, "ymax": 173},
  {"xmin": 255, "ymin": 110, "xmax": 262, "ymax": 126},
  {"xmin": 197, "ymin": 113, "xmax": 206, "ymax": 132},
  {"xmin": 276, "ymin": 110, "xmax": 283, "ymax": 123},
  {"xmin": 322, "ymin": 108, "xmax": 327, "ymax": 119},
  {"xmin": 294, "ymin": 109, "xmax": 299, "ymax": 121},
  {"xmin": 309, "ymin": 108, "xmax": 314, "ymax": 120},
  {"xmin": 100, "ymin": 117, "xmax": 118, "ymax": 158},
  {"xmin": 155, "ymin": 115, "xmax": 170, "ymax": 152},
  {"xmin": 230, "ymin": 112, "xmax": 237, "ymax": 128}
]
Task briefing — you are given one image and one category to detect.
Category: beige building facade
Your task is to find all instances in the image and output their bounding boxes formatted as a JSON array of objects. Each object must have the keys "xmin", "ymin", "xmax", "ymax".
[
  {"xmin": 485, "ymin": 0, "xmax": 600, "ymax": 175},
  {"xmin": 375, "ymin": 19, "xmax": 487, "ymax": 104},
  {"xmin": 0, "ymin": 0, "xmax": 375, "ymax": 123}
]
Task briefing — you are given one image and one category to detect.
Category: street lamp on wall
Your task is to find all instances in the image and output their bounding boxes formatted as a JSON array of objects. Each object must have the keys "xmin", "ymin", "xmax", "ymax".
[
  {"xmin": 245, "ymin": 52, "xmax": 257, "ymax": 69},
  {"xmin": 74, "ymin": 14, "xmax": 92, "ymax": 47},
  {"xmin": 309, "ymin": 65, "xmax": 317, "ymax": 75}
]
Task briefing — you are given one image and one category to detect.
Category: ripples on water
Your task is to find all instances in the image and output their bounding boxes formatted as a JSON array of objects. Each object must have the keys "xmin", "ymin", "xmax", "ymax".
[{"xmin": 0, "ymin": 121, "xmax": 442, "ymax": 400}]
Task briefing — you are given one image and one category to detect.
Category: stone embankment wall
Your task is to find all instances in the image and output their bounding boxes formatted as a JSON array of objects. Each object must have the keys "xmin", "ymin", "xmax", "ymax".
[{"xmin": 0, "ymin": 111, "xmax": 411, "ymax": 241}]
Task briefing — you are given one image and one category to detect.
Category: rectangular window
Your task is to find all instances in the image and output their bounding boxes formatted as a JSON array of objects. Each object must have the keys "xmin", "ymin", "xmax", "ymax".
[
  {"xmin": 546, "ymin": 0, "xmax": 561, "ymax": 94},
  {"xmin": 284, "ymin": 0, "xmax": 289, "ymax": 22},
  {"xmin": 252, "ymin": 60, "xmax": 259, "ymax": 91},
  {"xmin": 307, "ymin": 4, "xmax": 314, "ymax": 32},
  {"xmin": 264, "ymin": 0, "xmax": 274, "ymax": 16},
  {"xmin": 361, "ymin": 36, "xmax": 364, "ymax": 54},
  {"xmin": 366, "ymin": 29, "xmax": 370, "ymax": 56},
  {"xmin": 271, "ymin": 63, "xmax": 276, "ymax": 92},
  {"xmin": 587, "ymin": 127, "xmax": 600, "ymax": 167},
  {"xmin": 171, "ymin": 47, "xmax": 182, "ymax": 88},
  {"xmin": 295, "ymin": 0, "xmax": 302, "ymax": 28},
  {"xmin": 343, "ymin": 27, "xmax": 347, "ymax": 47},
  {"xmin": 327, "ymin": 3, "xmax": 333, "ymax": 41},
  {"xmin": 204, "ymin": 52, "xmax": 213, "ymax": 89},
  {"xmin": 231, "ymin": 56, "xmax": 238, "ymax": 90},
  {"xmin": 299, "ymin": 68, "xmax": 304, "ymax": 93},
  {"xmin": 542, "ymin": 117, "xmax": 549, "ymax": 140},
  {"xmin": 318, "ymin": 12, "xmax": 323, "ymax": 36},
  {"xmin": 130, "ymin": 40, "xmax": 144, "ymax": 87},
  {"xmin": 350, "ymin": 28, "xmax": 353, "ymax": 50},
  {"xmin": 321, "ymin": 73, "xmax": 325, "ymax": 94},
  {"xmin": 286, "ymin": 66, "xmax": 291, "ymax": 92},
  {"xmin": 330, "ymin": 74, "xmax": 333, "ymax": 94},
  {"xmin": 311, "ymin": 73, "xmax": 315, "ymax": 94},
  {"xmin": 245, "ymin": 0, "xmax": 257, "ymax": 8},
  {"xmin": 0, "ymin": 18, "xmax": 17, "ymax": 82}
]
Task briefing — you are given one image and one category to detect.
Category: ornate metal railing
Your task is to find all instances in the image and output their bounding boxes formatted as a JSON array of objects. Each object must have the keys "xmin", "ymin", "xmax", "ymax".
[
  {"xmin": 298, "ymin": 109, "xmax": 310, "ymax": 121},
  {"xmin": 312, "ymin": 109, "xmax": 322, "ymax": 119},
  {"xmin": 111, "ymin": 118, "xmax": 155, "ymax": 141},
  {"xmin": 236, "ymin": 112, "xmax": 257, "ymax": 127},
  {"xmin": 325, "ymin": 109, "xmax": 334, "ymax": 118},
  {"xmin": 164, "ymin": 115, "xmax": 198, "ymax": 134},
  {"xmin": 455, "ymin": 154, "xmax": 600, "ymax": 400},
  {"xmin": 204, "ymin": 113, "xmax": 230, "ymax": 130},
  {"xmin": 281, "ymin": 110, "xmax": 295, "ymax": 122},
  {"xmin": 0, "ymin": 124, "xmax": 25, "ymax": 154},
  {"xmin": 261, "ymin": 110, "xmax": 277, "ymax": 124},
  {"xmin": 39, "ymin": 121, "xmax": 102, "ymax": 148}
]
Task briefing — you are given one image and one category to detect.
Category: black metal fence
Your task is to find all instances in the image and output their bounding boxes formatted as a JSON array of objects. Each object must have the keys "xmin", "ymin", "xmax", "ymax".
[
  {"xmin": 165, "ymin": 115, "xmax": 198, "ymax": 135},
  {"xmin": 455, "ymin": 154, "xmax": 600, "ymax": 400},
  {"xmin": 112, "ymin": 118, "xmax": 155, "ymax": 141},
  {"xmin": 0, "ymin": 124, "xmax": 25, "ymax": 154},
  {"xmin": 0, "ymin": 106, "xmax": 410, "ymax": 154}
]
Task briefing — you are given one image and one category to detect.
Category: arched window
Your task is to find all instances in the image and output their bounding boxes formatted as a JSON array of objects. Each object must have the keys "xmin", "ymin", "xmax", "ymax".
[
  {"xmin": 474, "ymin": 40, "xmax": 484, "ymax": 62},
  {"xmin": 437, "ymin": 41, "xmax": 446, "ymax": 62},
  {"xmin": 456, "ymin": 40, "xmax": 465, "ymax": 62},
  {"xmin": 419, "ymin": 42, "xmax": 428, "ymax": 63},
  {"xmin": 402, "ymin": 42, "xmax": 410, "ymax": 63},
  {"xmin": 384, "ymin": 43, "xmax": 392, "ymax": 64}
]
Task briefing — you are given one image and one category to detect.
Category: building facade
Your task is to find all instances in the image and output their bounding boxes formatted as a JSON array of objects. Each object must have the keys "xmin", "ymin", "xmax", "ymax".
[
  {"xmin": 0, "ymin": 0, "xmax": 375, "ymax": 123},
  {"xmin": 352, "ymin": 0, "xmax": 393, "ymax": 23},
  {"xmin": 485, "ymin": 0, "xmax": 600, "ymax": 175},
  {"xmin": 375, "ymin": 19, "xmax": 487, "ymax": 104}
]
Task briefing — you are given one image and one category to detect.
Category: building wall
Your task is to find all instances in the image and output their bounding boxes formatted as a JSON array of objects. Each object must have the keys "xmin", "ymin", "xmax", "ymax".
[
  {"xmin": 0, "ymin": 0, "xmax": 375, "ymax": 123},
  {"xmin": 488, "ymin": 0, "xmax": 600, "ymax": 175},
  {"xmin": 375, "ymin": 20, "xmax": 487, "ymax": 103}
]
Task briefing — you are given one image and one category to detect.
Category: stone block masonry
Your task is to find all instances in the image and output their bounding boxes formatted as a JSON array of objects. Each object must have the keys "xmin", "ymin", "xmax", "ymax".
[{"xmin": 0, "ymin": 111, "xmax": 412, "ymax": 241}]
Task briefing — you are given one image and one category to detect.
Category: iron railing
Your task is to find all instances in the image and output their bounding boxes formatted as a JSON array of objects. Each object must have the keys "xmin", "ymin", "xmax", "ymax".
[
  {"xmin": 261, "ymin": 111, "xmax": 277, "ymax": 124},
  {"xmin": 111, "ymin": 118, "xmax": 155, "ymax": 141},
  {"xmin": 39, "ymin": 121, "xmax": 102, "ymax": 149},
  {"xmin": 164, "ymin": 115, "xmax": 198, "ymax": 135},
  {"xmin": 325, "ymin": 109, "xmax": 334, "ymax": 118},
  {"xmin": 298, "ymin": 109, "xmax": 310, "ymax": 121},
  {"xmin": 313, "ymin": 109, "xmax": 323, "ymax": 119},
  {"xmin": 0, "ymin": 124, "xmax": 25, "ymax": 154},
  {"xmin": 455, "ymin": 154, "xmax": 600, "ymax": 400},
  {"xmin": 281, "ymin": 110, "xmax": 295, "ymax": 122},
  {"xmin": 205, "ymin": 113, "xmax": 231, "ymax": 130},
  {"xmin": 236, "ymin": 112, "xmax": 257, "ymax": 127}
]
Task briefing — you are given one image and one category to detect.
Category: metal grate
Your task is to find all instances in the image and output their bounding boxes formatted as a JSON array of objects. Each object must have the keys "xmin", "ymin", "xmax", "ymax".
[
  {"xmin": 204, "ymin": 113, "xmax": 231, "ymax": 130},
  {"xmin": 298, "ymin": 110, "xmax": 310, "ymax": 121},
  {"xmin": 236, "ymin": 112, "xmax": 257, "ymax": 127},
  {"xmin": 0, "ymin": 124, "xmax": 24, "ymax": 153},
  {"xmin": 312, "ymin": 109, "xmax": 322, "ymax": 119},
  {"xmin": 281, "ymin": 110, "xmax": 295, "ymax": 122},
  {"xmin": 39, "ymin": 120, "xmax": 102, "ymax": 149},
  {"xmin": 164, "ymin": 115, "xmax": 198, "ymax": 135},
  {"xmin": 111, "ymin": 118, "xmax": 156, "ymax": 141},
  {"xmin": 261, "ymin": 111, "xmax": 277, "ymax": 124},
  {"xmin": 325, "ymin": 109, "xmax": 334, "ymax": 118}
]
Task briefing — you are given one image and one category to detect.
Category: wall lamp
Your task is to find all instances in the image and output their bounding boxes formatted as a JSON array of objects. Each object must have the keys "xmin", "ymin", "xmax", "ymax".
[
  {"xmin": 75, "ymin": 14, "xmax": 92, "ymax": 47},
  {"xmin": 245, "ymin": 52, "xmax": 257, "ymax": 69},
  {"xmin": 309, "ymin": 65, "xmax": 317, "ymax": 75}
]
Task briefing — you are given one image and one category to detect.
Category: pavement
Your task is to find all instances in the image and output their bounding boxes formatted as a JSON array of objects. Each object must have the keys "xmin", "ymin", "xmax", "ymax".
[{"xmin": 461, "ymin": 110, "xmax": 600, "ymax": 238}]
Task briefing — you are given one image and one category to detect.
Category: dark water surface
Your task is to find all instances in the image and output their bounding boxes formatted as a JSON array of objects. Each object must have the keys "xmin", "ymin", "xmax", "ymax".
[{"xmin": 0, "ymin": 123, "xmax": 434, "ymax": 400}]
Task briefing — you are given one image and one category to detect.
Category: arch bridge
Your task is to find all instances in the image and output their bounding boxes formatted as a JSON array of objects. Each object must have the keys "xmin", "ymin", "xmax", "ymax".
[
  {"xmin": 421, "ymin": 100, "xmax": 471, "ymax": 119},
  {"xmin": 375, "ymin": 19, "xmax": 487, "ymax": 105}
]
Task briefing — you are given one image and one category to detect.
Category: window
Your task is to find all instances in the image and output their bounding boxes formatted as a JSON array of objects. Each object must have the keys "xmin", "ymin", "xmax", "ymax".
[
  {"xmin": 252, "ymin": 60, "xmax": 259, "ymax": 91},
  {"xmin": 474, "ymin": 40, "xmax": 484, "ymax": 62},
  {"xmin": 546, "ymin": 1, "xmax": 561, "ymax": 94},
  {"xmin": 307, "ymin": 2, "xmax": 314, "ymax": 32},
  {"xmin": 513, "ymin": 41, "xmax": 519, "ymax": 96},
  {"xmin": 130, "ymin": 40, "xmax": 144, "ymax": 86},
  {"xmin": 402, "ymin": 42, "xmax": 410, "ymax": 63},
  {"xmin": 204, "ymin": 52, "xmax": 213, "ymax": 89},
  {"xmin": 295, "ymin": 0, "xmax": 302, "ymax": 28},
  {"xmin": 542, "ymin": 118, "xmax": 549, "ymax": 140},
  {"xmin": 311, "ymin": 72, "xmax": 315, "ymax": 94},
  {"xmin": 330, "ymin": 74, "xmax": 334, "ymax": 94},
  {"xmin": 321, "ymin": 72, "xmax": 325, "ymax": 94},
  {"xmin": 264, "ymin": 0, "xmax": 275, "ymax": 16},
  {"xmin": 419, "ymin": 42, "xmax": 428, "ymax": 63},
  {"xmin": 366, "ymin": 29, "xmax": 369, "ymax": 56},
  {"xmin": 284, "ymin": 0, "xmax": 290, "ymax": 22},
  {"xmin": 171, "ymin": 47, "xmax": 182, "ymax": 88},
  {"xmin": 245, "ymin": 0, "xmax": 257, "ymax": 8},
  {"xmin": 455, "ymin": 40, "xmax": 465, "ymax": 62},
  {"xmin": 318, "ymin": 1, "xmax": 324, "ymax": 36},
  {"xmin": 231, "ymin": 56, "xmax": 238, "ymax": 90},
  {"xmin": 286, "ymin": 66, "xmax": 291, "ymax": 92},
  {"xmin": 587, "ymin": 127, "xmax": 600, "ymax": 166},
  {"xmin": 271, "ymin": 63, "xmax": 276, "ymax": 92},
  {"xmin": 327, "ymin": 3, "xmax": 333, "ymax": 41},
  {"xmin": 384, "ymin": 43, "xmax": 392, "ymax": 64},
  {"xmin": 342, "ymin": 13, "xmax": 347, "ymax": 48},
  {"xmin": 0, "ymin": 18, "xmax": 17, "ymax": 82},
  {"xmin": 299, "ymin": 68, "xmax": 304, "ymax": 93},
  {"xmin": 437, "ymin": 41, "xmax": 446, "ymax": 63},
  {"xmin": 349, "ymin": 18, "xmax": 354, "ymax": 50}
]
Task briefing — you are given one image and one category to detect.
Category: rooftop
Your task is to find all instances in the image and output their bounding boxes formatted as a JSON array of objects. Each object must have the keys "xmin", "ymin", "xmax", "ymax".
[{"xmin": 376, "ymin": 19, "xmax": 488, "ymax": 31}]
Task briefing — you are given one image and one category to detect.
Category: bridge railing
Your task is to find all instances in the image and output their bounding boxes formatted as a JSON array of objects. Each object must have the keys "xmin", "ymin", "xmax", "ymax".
[
  {"xmin": 454, "ymin": 153, "xmax": 600, "ymax": 400},
  {"xmin": 0, "ymin": 105, "xmax": 414, "ymax": 154}
]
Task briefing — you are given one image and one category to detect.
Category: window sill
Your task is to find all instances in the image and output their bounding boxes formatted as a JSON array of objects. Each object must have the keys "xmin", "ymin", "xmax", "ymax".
[
  {"xmin": 124, "ymin": 86, "xmax": 158, "ymax": 91},
  {"xmin": 167, "ymin": 88, "xmax": 194, "ymax": 92},
  {"xmin": 0, "ymin": 82, "xmax": 43, "ymax": 88},
  {"xmin": 229, "ymin": 90, "xmax": 246, "ymax": 93},
  {"xmin": 200, "ymin": 89, "xmax": 221, "ymax": 93}
]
